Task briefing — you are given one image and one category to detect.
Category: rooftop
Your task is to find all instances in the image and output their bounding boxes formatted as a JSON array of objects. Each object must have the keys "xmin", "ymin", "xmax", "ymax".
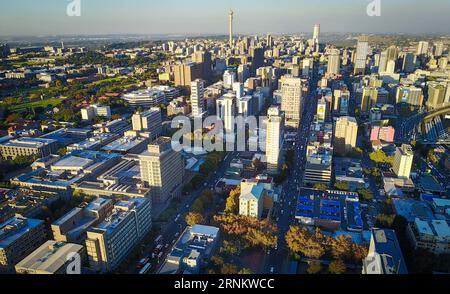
[{"xmin": 0, "ymin": 216, "xmax": 43, "ymax": 248}]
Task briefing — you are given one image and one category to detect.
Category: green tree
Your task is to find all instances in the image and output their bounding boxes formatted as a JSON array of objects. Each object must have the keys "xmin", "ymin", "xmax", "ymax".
[
  {"xmin": 357, "ymin": 189, "xmax": 374, "ymax": 202},
  {"xmin": 224, "ymin": 187, "xmax": 240, "ymax": 214},
  {"xmin": 313, "ymin": 183, "xmax": 328, "ymax": 190},
  {"xmin": 334, "ymin": 181, "xmax": 349, "ymax": 191}
]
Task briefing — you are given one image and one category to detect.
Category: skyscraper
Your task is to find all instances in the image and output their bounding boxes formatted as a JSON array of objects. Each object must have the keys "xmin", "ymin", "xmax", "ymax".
[
  {"xmin": 216, "ymin": 93, "xmax": 236, "ymax": 134},
  {"xmin": 250, "ymin": 47, "xmax": 264, "ymax": 74},
  {"xmin": 280, "ymin": 75, "xmax": 304, "ymax": 128},
  {"xmin": 223, "ymin": 70, "xmax": 236, "ymax": 89},
  {"xmin": 191, "ymin": 79, "xmax": 205, "ymax": 117},
  {"xmin": 434, "ymin": 42, "xmax": 444, "ymax": 57},
  {"xmin": 313, "ymin": 23, "xmax": 320, "ymax": 51},
  {"xmin": 139, "ymin": 137, "xmax": 184, "ymax": 203},
  {"xmin": 416, "ymin": 41, "xmax": 429, "ymax": 56},
  {"xmin": 327, "ymin": 49, "xmax": 340, "ymax": 74},
  {"xmin": 354, "ymin": 35, "xmax": 369, "ymax": 75},
  {"xmin": 393, "ymin": 144, "xmax": 414, "ymax": 179},
  {"xmin": 334, "ymin": 116, "xmax": 358, "ymax": 156},
  {"xmin": 229, "ymin": 10, "xmax": 234, "ymax": 48},
  {"xmin": 266, "ymin": 106, "xmax": 284, "ymax": 174}
]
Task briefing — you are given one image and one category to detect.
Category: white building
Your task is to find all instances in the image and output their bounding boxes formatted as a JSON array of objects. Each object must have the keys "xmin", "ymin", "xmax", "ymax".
[
  {"xmin": 266, "ymin": 106, "xmax": 284, "ymax": 174},
  {"xmin": 239, "ymin": 181, "xmax": 267, "ymax": 219},
  {"xmin": 81, "ymin": 105, "xmax": 111, "ymax": 121},
  {"xmin": 131, "ymin": 108, "xmax": 162, "ymax": 139},
  {"xmin": 190, "ymin": 79, "xmax": 205, "ymax": 117}
]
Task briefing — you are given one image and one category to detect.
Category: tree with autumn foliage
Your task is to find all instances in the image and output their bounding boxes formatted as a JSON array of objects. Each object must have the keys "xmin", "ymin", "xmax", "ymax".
[
  {"xmin": 185, "ymin": 212, "xmax": 205, "ymax": 226},
  {"xmin": 328, "ymin": 259, "xmax": 347, "ymax": 274},
  {"xmin": 224, "ymin": 186, "xmax": 240, "ymax": 214},
  {"xmin": 285, "ymin": 226, "xmax": 329, "ymax": 259}
]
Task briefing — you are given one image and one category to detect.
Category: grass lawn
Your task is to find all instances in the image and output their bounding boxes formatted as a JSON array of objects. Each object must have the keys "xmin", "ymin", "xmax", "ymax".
[{"xmin": 9, "ymin": 97, "xmax": 66, "ymax": 112}]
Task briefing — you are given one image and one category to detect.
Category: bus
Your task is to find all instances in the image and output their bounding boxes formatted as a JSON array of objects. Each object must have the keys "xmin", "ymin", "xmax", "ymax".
[{"xmin": 138, "ymin": 263, "xmax": 151, "ymax": 274}]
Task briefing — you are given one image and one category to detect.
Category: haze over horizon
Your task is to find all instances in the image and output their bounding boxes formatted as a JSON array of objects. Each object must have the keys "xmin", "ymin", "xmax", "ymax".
[{"xmin": 1, "ymin": 0, "xmax": 450, "ymax": 36}]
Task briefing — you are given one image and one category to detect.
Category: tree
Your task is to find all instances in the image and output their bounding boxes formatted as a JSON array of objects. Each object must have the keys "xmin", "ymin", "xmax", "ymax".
[
  {"xmin": 328, "ymin": 259, "xmax": 346, "ymax": 274},
  {"xmin": 334, "ymin": 181, "xmax": 349, "ymax": 191},
  {"xmin": 369, "ymin": 150, "xmax": 394, "ymax": 165},
  {"xmin": 357, "ymin": 189, "xmax": 374, "ymax": 202},
  {"xmin": 238, "ymin": 268, "xmax": 254, "ymax": 274},
  {"xmin": 285, "ymin": 226, "xmax": 328, "ymax": 259},
  {"xmin": 427, "ymin": 150, "xmax": 439, "ymax": 165},
  {"xmin": 185, "ymin": 212, "xmax": 205, "ymax": 226},
  {"xmin": 224, "ymin": 187, "xmax": 240, "ymax": 214},
  {"xmin": 221, "ymin": 263, "xmax": 239, "ymax": 274},
  {"xmin": 307, "ymin": 261, "xmax": 322, "ymax": 274},
  {"xmin": 313, "ymin": 183, "xmax": 328, "ymax": 190}
]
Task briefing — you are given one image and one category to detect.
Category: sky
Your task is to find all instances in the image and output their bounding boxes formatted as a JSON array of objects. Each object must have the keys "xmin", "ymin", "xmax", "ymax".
[{"xmin": 0, "ymin": 0, "xmax": 449, "ymax": 36}]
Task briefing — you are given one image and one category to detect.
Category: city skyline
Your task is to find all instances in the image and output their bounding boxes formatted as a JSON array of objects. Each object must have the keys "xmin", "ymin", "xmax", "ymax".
[{"xmin": 1, "ymin": 0, "xmax": 450, "ymax": 37}]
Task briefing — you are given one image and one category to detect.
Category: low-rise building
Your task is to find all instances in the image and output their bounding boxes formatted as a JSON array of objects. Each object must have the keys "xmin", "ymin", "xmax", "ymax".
[
  {"xmin": 158, "ymin": 225, "xmax": 219, "ymax": 274},
  {"xmin": 407, "ymin": 218, "xmax": 450, "ymax": 254},
  {"xmin": 0, "ymin": 216, "xmax": 47, "ymax": 273},
  {"xmin": 0, "ymin": 137, "xmax": 58, "ymax": 160},
  {"xmin": 362, "ymin": 229, "xmax": 408, "ymax": 274},
  {"xmin": 15, "ymin": 241, "xmax": 85, "ymax": 274}
]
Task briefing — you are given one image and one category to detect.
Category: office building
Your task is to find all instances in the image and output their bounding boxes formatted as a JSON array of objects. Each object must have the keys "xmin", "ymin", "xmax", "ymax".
[
  {"xmin": 280, "ymin": 76, "xmax": 304, "ymax": 128},
  {"xmin": 416, "ymin": 41, "xmax": 429, "ymax": 56},
  {"xmin": 327, "ymin": 49, "xmax": 340, "ymax": 74},
  {"xmin": 81, "ymin": 105, "xmax": 111, "ymax": 121},
  {"xmin": 295, "ymin": 189, "xmax": 362, "ymax": 232},
  {"xmin": 192, "ymin": 50, "xmax": 212, "ymax": 81},
  {"xmin": 393, "ymin": 144, "xmax": 414, "ymax": 179},
  {"xmin": 427, "ymin": 83, "xmax": 446, "ymax": 109},
  {"xmin": 131, "ymin": 108, "xmax": 162, "ymax": 139},
  {"xmin": 0, "ymin": 137, "xmax": 58, "ymax": 160},
  {"xmin": 173, "ymin": 62, "xmax": 202, "ymax": 87},
  {"xmin": 266, "ymin": 106, "xmax": 284, "ymax": 174},
  {"xmin": 237, "ymin": 64, "xmax": 250, "ymax": 83},
  {"xmin": 396, "ymin": 86, "xmax": 424, "ymax": 108},
  {"xmin": 232, "ymin": 82, "xmax": 244, "ymax": 99},
  {"xmin": 333, "ymin": 88, "xmax": 350, "ymax": 115},
  {"xmin": 216, "ymin": 93, "xmax": 237, "ymax": 134},
  {"xmin": 407, "ymin": 218, "xmax": 450, "ymax": 255},
  {"xmin": 402, "ymin": 52, "xmax": 416, "ymax": 73},
  {"xmin": 190, "ymin": 79, "xmax": 205, "ymax": 117},
  {"xmin": 139, "ymin": 137, "xmax": 184, "ymax": 203},
  {"xmin": 223, "ymin": 70, "xmax": 236, "ymax": 89},
  {"xmin": 123, "ymin": 88, "xmax": 166, "ymax": 108},
  {"xmin": 85, "ymin": 197, "xmax": 152, "ymax": 272},
  {"xmin": 250, "ymin": 47, "xmax": 264, "ymax": 74},
  {"xmin": 0, "ymin": 216, "xmax": 47, "ymax": 273},
  {"xmin": 334, "ymin": 116, "xmax": 358, "ymax": 156},
  {"xmin": 362, "ymin": 229, "xmax": 408, "ymax": 274},
  {"xmin": 313, "ymin": 24, "xmax": 320, "ymax": 51},
  {"xmin": 370, "ymin": 126, "xmax": 395, "ymax": 143},
  {"xmin": 15, "ymin": 241, "xmax": 85, "ymax": 274},
  {"xmin": 354, "ymin": 35, "xmax": 369, "ymax": 75},
  {"xmin": 52, "ymin": 198, "xmax": 113, "ymax": 244}
]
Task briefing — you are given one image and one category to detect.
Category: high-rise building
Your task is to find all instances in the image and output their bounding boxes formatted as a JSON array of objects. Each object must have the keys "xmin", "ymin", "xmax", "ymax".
[
  {"xmin": 393, "ymin": 144, "xmax": 414, "ymax": 179},
  {"xmin": 334, "ymin": 116, "xmax": 358, "ymax": 155},
  {"xmin": 250, "ymin": 47, "xmax": 264, "ymax": 74},
  {"xmin": 85, "ymin": 197, "xmax": 152, "ymax": 273},
  {"xmin": 354, "ymin": 35, "xmax": 369, "ymax": 75},
  {"xmin": 379, "ymin": 46, "xmax": 399, "ymax": 74},
  {"xmin": 266, "ymin": 106, "xmax": 285, "ymax": 174},
  {"xmin": 402, "ymin": 52, "xmax": 416, "ymax": 73},
  {"xmin": 216, "ymin": 93, "xmax": 236, "ymax": 134},
  {"xmin": 192, "ymin": 50, "xmax": 212, "ymax": 81},
  {"xmin": 427, "ymin": 83, "xmax": 446, "ymax": 109},
  {"xmin": 139, "ymin": 137, "xmax": 184, "ymax": 203},
  {"xmin": 416, "ymin": 41, "xmax": 429, "ymax": 56},
  {"xmin": 237, "ymin": 64, "xmax": 250, "ymax": 83},
  {"xmin": 232, "ymin": 82, "xmax": 244, "ymax": 99},
  {"xmin": 131, "ymin": 108, "xmax": 162, "ymax": 139},
  {"xmin": 280, "ymin": 75, "xmax": 304, "ymax": 128},
  {"xmin": 266, "ymin": 33, "xmax": 273, "ymax": 48},
  {"xmin": 396, "ymin": 86, "xmax": 424, "ymax": 108},
  {"xmin": 0, "ymin": 216, "xmax": 47, "ymax": 273},
  {"xmin": 313, "ymin": 24, "xmax": 320, "ymax": 51},
  {"xmin": 317, "ymin": 98, "xmax": 328, "ymax": 122},
  {"xmin": 333, "ymin": 88, "xmax": 350, "ymax": 115},
  {"xmin": 190, "ymin": 79, "xmax": 205, "ymax": 117},
  {"xmin": 174, "ymin": 62, "xmax": 202, "ymax": 87},
  {"xmin": 229, "ymin": 10, "xmax": 234, "ymax": 47},
  {"xmin": 327, "ymin": 49, "xmax": 340, "ymax": 74},
  {"xmin": 223, "ymin": 70, "xmax": 236, "ymax": 89},
  {"xmin": 434, "ymin": 42, "xmax": 444, "ymax": 57}
]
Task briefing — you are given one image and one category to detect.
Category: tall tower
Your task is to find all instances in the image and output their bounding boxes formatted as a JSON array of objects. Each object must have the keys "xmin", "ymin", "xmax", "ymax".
[{"xmin": 229, "ymin": 10, "xmax": 234, "ymax": 48}]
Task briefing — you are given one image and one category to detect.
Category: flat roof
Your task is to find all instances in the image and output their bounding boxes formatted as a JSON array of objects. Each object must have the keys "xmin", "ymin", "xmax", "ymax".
[
  {"xmin": 15, "ymin": 241, "xmax": 83, "ymax": 273},
  {"xmin": 0, "ymin": 216, "xmax": 43, "ymax": 248}
]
